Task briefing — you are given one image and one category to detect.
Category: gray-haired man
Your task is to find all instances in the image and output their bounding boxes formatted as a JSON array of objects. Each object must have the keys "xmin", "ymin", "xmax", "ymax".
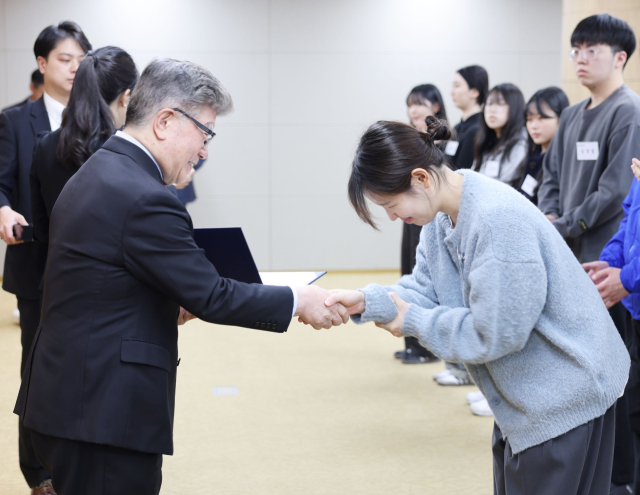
[{"xmin": 14, "ymin": 58, "xmax": 347, "ymax": 494}]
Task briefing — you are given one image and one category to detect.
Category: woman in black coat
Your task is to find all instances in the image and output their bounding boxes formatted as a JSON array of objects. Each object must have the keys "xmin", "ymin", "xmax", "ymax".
[{"xmin": 30, "ymin": 46, "xmax": 138, "ymax": 245}]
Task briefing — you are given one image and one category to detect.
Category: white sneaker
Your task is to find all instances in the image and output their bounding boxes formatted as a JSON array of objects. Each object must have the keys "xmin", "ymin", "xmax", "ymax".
[
  {"xmin": 436, "ymin": 373, "xmax": 473, "ymax": 386},
  {"xmin": 466, "ymin": 391, "xmax": 485, "ymax": 404},
  {"xmin": 470, "ymin": 398, "xmax": 494, "ymax": 417},
  {"xmin": 433, "ymin": 369, "xmax": 451, "ymax": 381},
  {"xmin": 12, "ymin": 308, "xmax": 19, "ymax": 325}
]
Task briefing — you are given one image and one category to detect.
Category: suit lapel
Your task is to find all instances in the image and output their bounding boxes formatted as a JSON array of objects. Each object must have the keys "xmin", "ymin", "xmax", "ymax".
[{"xmin": 30, "ymin": 97, "xmax": 51, "ymax": 137}]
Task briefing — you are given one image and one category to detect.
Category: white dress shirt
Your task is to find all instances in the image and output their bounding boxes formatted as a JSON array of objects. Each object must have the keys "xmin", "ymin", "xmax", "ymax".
[{"xmin": 43, "ymin": 92, "xmax": 65, "ymax": 131}]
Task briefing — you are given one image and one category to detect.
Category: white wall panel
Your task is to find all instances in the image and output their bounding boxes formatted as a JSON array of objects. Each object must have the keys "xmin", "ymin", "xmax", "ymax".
[{"xmin": 0, "ymin": 0, "xmax": 563, "ymax": 274}]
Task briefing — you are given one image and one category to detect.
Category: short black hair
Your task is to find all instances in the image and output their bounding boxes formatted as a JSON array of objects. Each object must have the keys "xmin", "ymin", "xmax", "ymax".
[
  {"xmin": 456, "ymin": 65, "xmax": 489, "ymax": 106},
  {"xmin": 33, "ymin": 21, "xmax": 91, "ymax": 60},
  {"xmin": 571, "ymin": 14, "xmax": 636, "ymax": 67},
  {"xmin": 31, "ymin": 69, "xmax": 44, "ymax": 87}
]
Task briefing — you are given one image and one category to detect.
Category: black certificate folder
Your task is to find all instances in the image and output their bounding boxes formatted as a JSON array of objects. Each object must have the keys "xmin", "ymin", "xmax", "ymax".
[{"xmin": 193, "ymin": 228, "xmax": 326, "ymax": 286}]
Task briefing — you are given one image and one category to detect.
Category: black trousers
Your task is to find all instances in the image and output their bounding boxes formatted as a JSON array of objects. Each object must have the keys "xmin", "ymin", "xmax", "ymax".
[
  {"xmin": 30, "ymin": 429, "xmax": 163, "ymax": 495},
  {"xmin": 493, "ymin": 404, "xmax": 616, "ymax": 495},
  {"xmin": 17, "ymin": 296, "xmax": 50, "ymax": 488},
  {"xmin": 400, "ymin": 222, "xmax": 435, "ymax": 358},
  {"xmin": 622, "ymin": 313, "xmax": 640, "ymax": 493}
]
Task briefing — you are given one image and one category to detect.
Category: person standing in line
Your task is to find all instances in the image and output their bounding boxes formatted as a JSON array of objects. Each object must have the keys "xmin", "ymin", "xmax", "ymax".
[
  {"xmin": 2, "ymin": 70, "xmax": 45, "ymax": 112},
  {"xmin": 583, "ymin": 157, "xmax": 640, "ymax": 495},
  {"xmin": 537, "ymin": 15, "xmax": 640, "ymax": 494},
  {"xmin": 326, "ymin": 116, "xmax": 629, "ymax": 494},
  {"xmin": 396, "ymin": 84, "xmax": 447, "ymax": 364},
  {"xmin": 472, "ymin": 83, "xmax": 527, "ymax": 185},
  {"xmin": 510, "ymin": 87, "xmax": 569, "ymax": 205},
  {"xmin": 448, "ymin": 65, "xmax": 488, "ymax": 170},
  {"xmin": 0, "ymin": 21, "xmax": 91, "ymax": 495},
  {"xmin": 30, "ymin": 46, "xmax": 138, "ymax": 251}
]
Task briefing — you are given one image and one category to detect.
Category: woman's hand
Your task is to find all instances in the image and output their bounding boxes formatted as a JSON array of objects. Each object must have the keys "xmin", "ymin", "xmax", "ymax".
[
  {"xmin": 631, "ymin": 158, "xmax": 640, "ymax": 182},
  {"xmin": 323, "ymin": 289, "xmax": 366, "ymax": 315},
  {"xmin": 374, "ymin": 292, "xmax": 410, "ymax": 337}
]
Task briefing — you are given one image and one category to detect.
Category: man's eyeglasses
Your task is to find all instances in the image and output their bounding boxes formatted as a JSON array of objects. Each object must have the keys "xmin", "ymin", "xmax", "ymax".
[
  {"xmin": 569, "ymin": 48, "xmax": 600, "ymax": 61},
  {"xmin": 172, "ymin": 108, "xmax": 215, "ymax": 146}
]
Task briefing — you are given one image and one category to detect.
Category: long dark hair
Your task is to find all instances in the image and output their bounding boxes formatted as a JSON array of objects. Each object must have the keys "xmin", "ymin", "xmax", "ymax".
[
  {"xmin": 456, "ymin": 65, "xmax": 489, "ymax": 106},
  {"xmin": 406, "ymin": 84, "xmax": 448, "ymax": 123},
  {"xmin": 508, "ymin": 87, "xmax": 569, "ymax": 188},
  {"xmin": 348, "ymin": 116, "xmax": 452, "ymax": 229},
  {"xmin": 473, "ymin": 83, "xmax": 525, "ymax": 167},
  {"xmin": 57, "ymin": 46, "xmax": 138, "ymax": 170}
]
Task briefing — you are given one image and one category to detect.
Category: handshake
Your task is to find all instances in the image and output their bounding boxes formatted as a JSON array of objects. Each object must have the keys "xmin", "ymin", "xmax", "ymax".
[{"xmin": 294, "ymin": 286, "xmax": 409, "ymax": 336}]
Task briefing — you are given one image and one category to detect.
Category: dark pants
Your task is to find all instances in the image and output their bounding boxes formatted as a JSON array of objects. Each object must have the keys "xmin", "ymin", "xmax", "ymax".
[
  {"xmin": 17, "ymin": 296, "xmax": 50, "ymax": 488},
  {"xmin": 30, "ymin": 429, "xmax": 163, "ymax": 495},
  {"xmin": 611, "ymin": 304, "xmax": 640, "ymax": 489},
  {"xmin": 401, "ymin": 223, "xmax": 436, "ymax": 359},
  {"xmin": 493, "ymin": 404, "xmax": 616, "ymax": 495}
]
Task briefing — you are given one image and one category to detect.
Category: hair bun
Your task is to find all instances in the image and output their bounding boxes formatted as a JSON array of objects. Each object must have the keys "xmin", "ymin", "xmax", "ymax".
[{"xmin": 423, "ymin": 116, "xmax": 452, "ymax": 142}]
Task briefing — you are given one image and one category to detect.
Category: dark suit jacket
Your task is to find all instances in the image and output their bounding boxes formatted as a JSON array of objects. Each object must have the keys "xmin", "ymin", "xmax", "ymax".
[
  {"xmin": 0, "ymin": 97, "xmax": 50, "ymax": 299},
  {"xmin": 1, "ymin": 96, "xmax": 31, "ymax": 113},
  {"xmin": 30, "ymin": 128, "xmax": 79, "ymax": 243},
  {"xmin": 15, "ymin": 135, "xmax": 294, "ymax": 455}
]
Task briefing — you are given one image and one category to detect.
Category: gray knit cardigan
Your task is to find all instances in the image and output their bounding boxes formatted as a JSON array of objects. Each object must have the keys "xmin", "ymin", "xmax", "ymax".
[{"xmin": 353, "ymin": 169, "xmax": 629, "ymax": 454}]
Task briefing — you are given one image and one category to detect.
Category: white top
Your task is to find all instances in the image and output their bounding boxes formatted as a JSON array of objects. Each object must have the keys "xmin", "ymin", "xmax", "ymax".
[{"xmin": 43, "ymin": 92, "xmax": 65, "ymax": 131}]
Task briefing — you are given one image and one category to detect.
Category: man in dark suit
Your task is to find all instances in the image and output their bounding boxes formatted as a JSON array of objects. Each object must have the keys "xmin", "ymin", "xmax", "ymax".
[
  {"xmin": 1, "ymin": 70, "xmax": 45, "ymax": 113},
  {"xmin": 0, "ymin": 21, "xmax": 90, "ymax": 495},
  {"xmin": 15, "ymin": 58, "xmax": 347, "ymax": 494}
]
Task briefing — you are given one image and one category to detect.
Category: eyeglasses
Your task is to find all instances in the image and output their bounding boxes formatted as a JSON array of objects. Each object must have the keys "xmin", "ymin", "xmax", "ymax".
[
  {"xmin": 569, "ymin": 48, "xmax": 600, "ymax": 61},
  {"xmin": 172, "ymin": 108, "xmax": 215, "ymax": 146}
]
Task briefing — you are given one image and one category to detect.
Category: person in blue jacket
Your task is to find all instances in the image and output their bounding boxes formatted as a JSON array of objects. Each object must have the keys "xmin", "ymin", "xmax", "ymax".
[{"xmin": 583, "ymin": 156, "xmax": 640, "ymax": 495}]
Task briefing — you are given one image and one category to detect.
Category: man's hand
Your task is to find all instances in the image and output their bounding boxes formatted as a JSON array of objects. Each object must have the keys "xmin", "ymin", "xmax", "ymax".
[
  {"xmin": 545, "ymin": 214, "xmax": 558, "ymax": 222},
  {"xmin": 0, "ymin": 206, "xmax": 27, "ymax": 245},
  {"xmin": 178, "ymin": 307, "xmax": 197, "ymax": 325},
  {"xmin": 592, "ymin": 267, "xmax": 629, "ymax": 309},
  {"xmin": 324, "ymin": 289, "xmax": 366, "ymax": 315},
  {"xmin": 631, "ymin": 158, "xmax": 640, "ymax": 182},
  {"xmin": 582, "ymin": 260, "xmax": 610, "ymax": 279},
  {"xmin": 374, "ymin": 292, "xmax": 410, "ymax": 337},
  {"xmin": 295, "ymin": 285, "xmax": 349, "ymax": 330}
]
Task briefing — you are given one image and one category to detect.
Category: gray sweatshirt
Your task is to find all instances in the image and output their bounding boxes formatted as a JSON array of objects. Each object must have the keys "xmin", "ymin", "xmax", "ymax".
[
  {"xmin": 473, "ymin": 129, "xmax": 528, "ymax": 184},
  {"xmin": 538, "ymin": 85, "xmax": 640, "ymax": 263},
  {"xmin": 353, "ymin": 170, "xmax": 629, "ymax": 454}
]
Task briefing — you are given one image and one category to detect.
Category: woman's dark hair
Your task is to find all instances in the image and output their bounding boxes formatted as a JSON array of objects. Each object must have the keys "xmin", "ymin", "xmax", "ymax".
[
  {"xmin": 456, "ymin": 65, "xmax": 489, "ymax": 105},
  {"xmin": 508, "ymin": 87, "xmax": 569, "ymax": 188},
  {"xmin": 571, "ymin": 14, "xmax": 636, "ymax": 67},
  {"xmin": 406, "ymin": 84, "xmax": 448, "ymax": 123},
  {"xmin": 57, "ymin": 46, "xmax": 138, "ymax": 170},
  {"xmin": 33, "ymin": 21, "xmax": 91, "ymax": 60},
  {"xmin": 473, "ymin": 83, "xmax": 525, "ymax": 167},
  {"xmin": 348, "ymin": 116, "xmax": 452, "ymax": 229}
]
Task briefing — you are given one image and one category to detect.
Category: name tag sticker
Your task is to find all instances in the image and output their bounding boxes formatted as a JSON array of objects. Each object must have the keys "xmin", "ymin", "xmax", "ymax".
[
  {"xmin": 576, "ymin": 142, "xmax": 599, "ymax": 161},
  {"xmin": 485, "ymin": 160, "xmax": 500, "ymax": 178},
  {"xmin": 521, "ymin": 175, "xmax": 539, "ymax": 196},
  {"xmin": 444, "ymin": 141, "xmax": 460, "ymax": 156}
]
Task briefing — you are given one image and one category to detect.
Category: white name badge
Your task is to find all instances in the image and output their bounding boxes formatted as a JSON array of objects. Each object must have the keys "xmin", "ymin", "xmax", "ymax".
[
  {"xmin": 521, "ymin": 174, "xmax": 539, "ymax": 196},
  {"xmin": 444, "ymin": 140, "xmax": 460, "ymax": 156},
  {"xmin": 484, "ymin": 160, "xmax": 500, "ymax": 178},
  {"xmin": 576, "ymin": 141, "xmax": 599, "ymax": 161}
]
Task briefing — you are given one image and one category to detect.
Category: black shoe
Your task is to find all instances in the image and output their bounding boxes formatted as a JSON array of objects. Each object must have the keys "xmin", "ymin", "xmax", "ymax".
[
  {"xmin": 394, "ymin": 350, "xmax": 406, "ymax": 359},
  {"xmin": 401, "ymin": 353, "xmax": 440, "ymax": 364},
  {"xmin": 610, "ymin": 483, "xmax": 634, "ymax": 495}
]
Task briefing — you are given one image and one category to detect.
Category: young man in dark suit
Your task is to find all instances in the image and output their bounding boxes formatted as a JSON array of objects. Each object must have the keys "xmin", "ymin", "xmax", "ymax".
[
  {"xmin": 0, "ymin": 21, "xmax": 90, "ymax": 495},
  {"xmin": 14, "ymin": 58, "xmax": 348, "ymax": 494}
]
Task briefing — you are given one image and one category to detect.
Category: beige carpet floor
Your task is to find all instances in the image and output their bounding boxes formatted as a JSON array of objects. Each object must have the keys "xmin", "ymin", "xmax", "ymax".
[{"xmin": 0, "ymin": 271, "xmax": 494, "ymax": 494}]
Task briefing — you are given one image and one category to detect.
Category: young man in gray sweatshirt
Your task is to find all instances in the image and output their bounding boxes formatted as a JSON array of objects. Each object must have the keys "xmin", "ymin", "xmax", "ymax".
[{"xmin": 538, "ymin": 14, "xmax": 640, "ymax": 495}]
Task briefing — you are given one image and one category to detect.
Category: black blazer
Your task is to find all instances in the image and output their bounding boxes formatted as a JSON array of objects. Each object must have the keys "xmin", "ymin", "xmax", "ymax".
[
  {"xmin": 0, "ymin": 97, "xmax": 50, "ymax": 298},
  {"xmin": 29, "ymin": 128, "xmax": 77, "ymax": 243},
  {"xmin": 451, "ymin": 113, "xmax": 480, "ymax": 170},
  {"xmin": 15, "ymin": 136, "xmax": 294, "ymax": 455}
]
